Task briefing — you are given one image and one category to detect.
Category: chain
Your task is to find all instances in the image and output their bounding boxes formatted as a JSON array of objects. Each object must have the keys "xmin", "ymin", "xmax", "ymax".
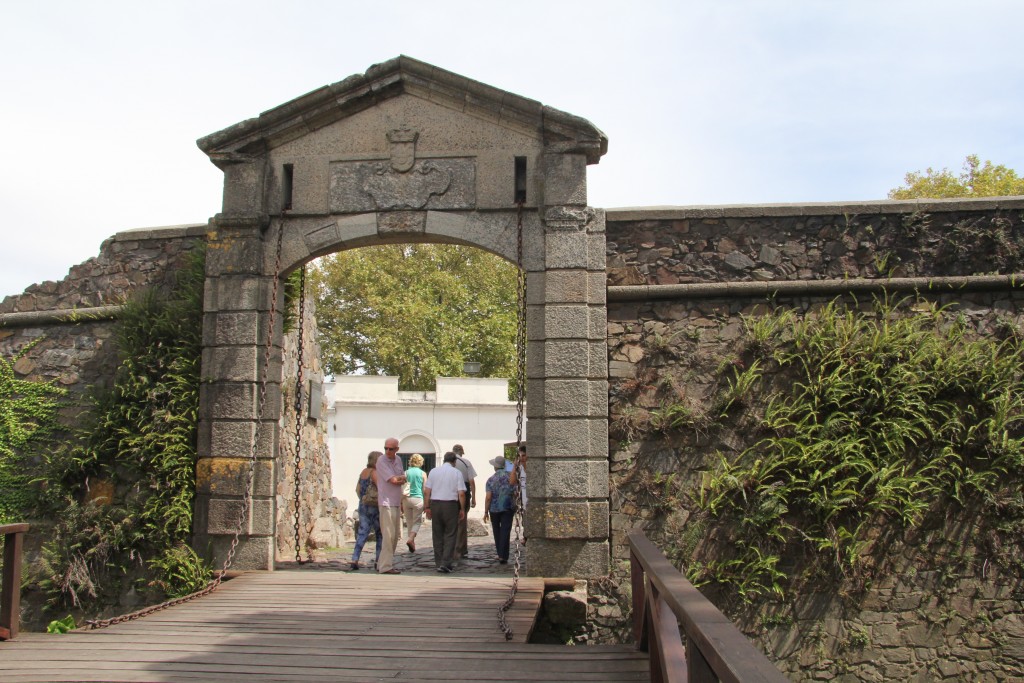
[
  {"xmin": 86, "ymin": 222, "xmax": 286, "ymax": 630},
  {"xmin": 292, "ymin": 264, "xmax": 307, "ymax": 564},
  {"xmin": 498, "ymin": 201, "xmax": 528, "ymax": 640}
]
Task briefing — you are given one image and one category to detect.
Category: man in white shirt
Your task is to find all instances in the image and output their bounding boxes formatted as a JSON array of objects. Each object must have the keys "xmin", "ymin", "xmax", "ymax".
[{"xmin": 424, "ymin": 451, "xmax": 466, "ymax": 573}]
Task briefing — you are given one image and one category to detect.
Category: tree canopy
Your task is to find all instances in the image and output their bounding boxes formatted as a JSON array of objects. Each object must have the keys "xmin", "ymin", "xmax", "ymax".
[
  {"xmin": 310, "ymin": 244, "xmax": 518, "ymax": 391},
  {"xmin": 889, "ymin": 155, "xmax": 1024, "ymax": 199}
]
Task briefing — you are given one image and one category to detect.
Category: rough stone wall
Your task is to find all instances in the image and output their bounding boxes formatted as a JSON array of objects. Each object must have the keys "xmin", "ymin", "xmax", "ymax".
[
  {"xmin": 0, "ymin": 225, "xmax": 208, "ymax": 400},
  {"xmin": 600, "ymin": 199, "xmax": 1024, "ymax": 681},
  {"xmin": 0, "ymin": 223, "xmax": 345, "ymax": 566},
  {"xmin": 275, "ymin": 283, "xmax": 348, "ymax": 561}
]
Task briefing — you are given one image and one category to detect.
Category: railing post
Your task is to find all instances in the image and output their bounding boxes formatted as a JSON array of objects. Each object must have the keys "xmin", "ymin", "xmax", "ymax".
[
  {"xmin": 687, "ymin": 637, "xmax": 717, "ymax": 683},
  {"xmin": 630, "ymin": 547, "xmax": 647, "ymax": 648},
  {"xmin": 0, "ymin": 523, "xmax": 28, "ymax": 641}
]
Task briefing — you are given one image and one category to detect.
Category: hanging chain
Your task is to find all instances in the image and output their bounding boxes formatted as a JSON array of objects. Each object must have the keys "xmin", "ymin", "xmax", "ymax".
[
  {"xmin": 86, "ymin": 223, "xmax": 286, "ymax": 630},
  {"xmin": 499, "ymin": 201, "xmax": 528, "ymax": 640},
  {"xmin": 291, "ymin": 265, "xmax": 308, "ymax": 564}
]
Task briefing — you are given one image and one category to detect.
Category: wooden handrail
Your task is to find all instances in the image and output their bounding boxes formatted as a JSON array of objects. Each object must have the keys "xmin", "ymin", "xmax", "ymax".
[
  {"xmin": 1, "ymin": 523, "xmax": 29, "ymax": 641},
  {"xmin": 628, "ymin": 529, "xmax": 787, "ymax": 683}
]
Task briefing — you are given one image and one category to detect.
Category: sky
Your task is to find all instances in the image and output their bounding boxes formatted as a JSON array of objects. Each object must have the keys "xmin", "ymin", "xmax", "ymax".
[{"xmin": 2, "ymin": 0, "xmax": 1023, "ymax": 298}]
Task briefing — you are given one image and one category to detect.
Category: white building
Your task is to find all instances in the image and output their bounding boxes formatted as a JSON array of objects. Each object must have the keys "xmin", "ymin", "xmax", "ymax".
[{"xmin": 324, "ymin": 376, "xmax": 525, "ymax": 519}]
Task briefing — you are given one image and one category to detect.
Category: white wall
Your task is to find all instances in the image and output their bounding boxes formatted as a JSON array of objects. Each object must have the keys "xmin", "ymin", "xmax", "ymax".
[{"xmin": 325, "ymin": 376, "xmax": 524, "ymax": 520}]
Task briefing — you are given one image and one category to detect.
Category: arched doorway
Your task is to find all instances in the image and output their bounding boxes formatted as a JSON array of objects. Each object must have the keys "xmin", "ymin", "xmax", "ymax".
[{"xmin": 193, "ymin": 56, "xmax": 609, "ymax": 577}]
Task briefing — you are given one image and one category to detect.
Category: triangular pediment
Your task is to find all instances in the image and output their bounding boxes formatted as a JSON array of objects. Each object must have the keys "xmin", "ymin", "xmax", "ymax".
[{"xmin": 197, "ymin": 56, "xmax": 607, "ymax": 167}]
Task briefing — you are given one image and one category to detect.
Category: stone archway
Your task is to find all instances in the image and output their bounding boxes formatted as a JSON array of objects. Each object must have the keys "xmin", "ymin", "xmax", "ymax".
[{"xmin": 193, "ymin": 57, "xmax": 609, "ymax": 577}]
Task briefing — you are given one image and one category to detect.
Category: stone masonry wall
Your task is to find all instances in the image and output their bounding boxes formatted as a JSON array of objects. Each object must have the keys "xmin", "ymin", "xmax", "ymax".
[
  {"xmin": 275, "ymin": 281, "xmax": 348, "ymax": 562},
  {"xmin": 599, "ymin": 198, "xmax": 1024, "ymax": 682},
  {"xmin": 0, "ymin": 224, "xmax": 208, "ymax": 401},
  {"xmin": 0, "ymin": 224, "xmax": 343, "ymax": 568}
]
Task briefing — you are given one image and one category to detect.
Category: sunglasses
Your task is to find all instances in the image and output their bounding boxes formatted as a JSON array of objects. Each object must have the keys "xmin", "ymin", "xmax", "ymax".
[{"xmin": 385, "ymin": 447, "xmax": 398, "ymax": 451}]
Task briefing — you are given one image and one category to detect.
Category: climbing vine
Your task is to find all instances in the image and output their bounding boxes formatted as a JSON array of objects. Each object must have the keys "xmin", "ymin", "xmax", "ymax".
[
  {"xmin": 680, "ymin": 297, "xmax": 1024, "ymax": 601},
  {"xmin": 0, "ymin": 341, "xmax": 67, "ymax": 524},
  {"xmin": 37, "ymin": 246, "xmax": 212, "ymax": 611}
]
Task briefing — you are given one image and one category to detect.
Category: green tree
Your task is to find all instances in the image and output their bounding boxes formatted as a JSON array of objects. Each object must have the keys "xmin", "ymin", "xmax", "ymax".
[
  {"xmin": 889, "ymin": 155, "xmax": 1024, "ymax": 199},
  {"xmin": 311, "ymin": 244, "xmax": 518, "ymax": 391}
]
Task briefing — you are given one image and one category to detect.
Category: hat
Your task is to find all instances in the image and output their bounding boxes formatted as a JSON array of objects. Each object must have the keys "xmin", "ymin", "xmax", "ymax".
[
  {"xmin": 453, "ymin": 444, "xmax": 465, "ymax": 454},
  {"xmin": 489, "ymin": 455, "xmax": 506, "ymax": 470}
]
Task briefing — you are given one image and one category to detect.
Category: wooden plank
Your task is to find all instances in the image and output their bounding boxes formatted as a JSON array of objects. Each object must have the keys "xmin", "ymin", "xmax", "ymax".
[{"xmin": 0, "ymin": 570, "xmax": 649, "ymax": 682}]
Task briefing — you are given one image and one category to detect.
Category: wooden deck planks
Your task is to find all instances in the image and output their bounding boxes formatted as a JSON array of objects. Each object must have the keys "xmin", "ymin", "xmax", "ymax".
[{"xmin": 0, "ymin": 571, "xmax": 649, "ymax": 682}]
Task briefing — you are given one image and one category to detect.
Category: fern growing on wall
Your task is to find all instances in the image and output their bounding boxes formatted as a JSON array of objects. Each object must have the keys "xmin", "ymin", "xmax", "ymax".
[
  {"xmin": 37, "ymin": 246, "xmax": 211, "ymax": 610},
  {"xmin": 688, "ymin": 296, "xmax": 1024, "ymax": 600}
]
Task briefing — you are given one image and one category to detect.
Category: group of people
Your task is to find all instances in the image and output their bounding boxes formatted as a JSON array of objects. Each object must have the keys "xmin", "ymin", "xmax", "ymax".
[{"xmin": 350, "ymin": 438, "xmax": 528, "ymax": 574}]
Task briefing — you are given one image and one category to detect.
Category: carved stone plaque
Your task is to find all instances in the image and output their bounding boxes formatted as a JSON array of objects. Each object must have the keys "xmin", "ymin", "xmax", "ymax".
[{"xmin": 330, "ymin": 158, "xmax": 475, "ymax": 213}]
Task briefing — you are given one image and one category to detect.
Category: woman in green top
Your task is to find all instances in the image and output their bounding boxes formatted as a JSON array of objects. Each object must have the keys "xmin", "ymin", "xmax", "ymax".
[{"xmin": 402, "ymin": 453, "xmax": 427, "ymax": 552}]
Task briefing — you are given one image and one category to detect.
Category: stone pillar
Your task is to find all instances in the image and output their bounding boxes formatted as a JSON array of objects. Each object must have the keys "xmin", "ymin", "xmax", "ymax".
[
  {"xmin": 194, "ymin": 154, "xmax": 280, "ymax": 570},
  {"xmin": 526, "ymin": 151, "xmax": 609, "ymax": 577}
]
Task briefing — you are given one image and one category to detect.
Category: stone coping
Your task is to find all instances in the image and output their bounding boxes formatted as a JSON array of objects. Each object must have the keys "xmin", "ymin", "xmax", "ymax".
[
  {"xmin": 608, "ymin": 274, "xmax": 1024, "ymax": 302},
  {"xmin": 106, "ymin": 223, "xmax": 208, "ymax": 243},
  {"xmin": 604, "ymin": 196, "xmax": 1024, "ymax": 221}
]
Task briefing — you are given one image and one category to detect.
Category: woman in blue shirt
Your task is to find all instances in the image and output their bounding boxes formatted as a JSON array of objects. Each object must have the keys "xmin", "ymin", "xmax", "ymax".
[{"xmin": 483, "ymin": 455, "xmax": 516, "ymax": 564}]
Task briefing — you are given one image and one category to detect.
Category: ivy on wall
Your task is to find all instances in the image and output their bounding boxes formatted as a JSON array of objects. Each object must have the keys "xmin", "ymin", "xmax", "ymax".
[
  {"xmin": 678, "ymin": 297, "xmax": 1024, "ymax": 601},
  {"xmin": 0, "ymin": 341, "xmax": 67, "ymax": 524},
  {"xmin": 36, "ymin": 246, "xmax": 211, "ymax": 610}
]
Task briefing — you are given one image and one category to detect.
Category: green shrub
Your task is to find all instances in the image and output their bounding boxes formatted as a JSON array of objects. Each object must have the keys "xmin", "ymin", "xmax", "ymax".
[
  {"xmin": 694, "ymin": 296, "xmax": 1024, "ymax": 599},
  {"xmin": 37, "ymin": 246, "xmax": 212, "ymax": 610}
]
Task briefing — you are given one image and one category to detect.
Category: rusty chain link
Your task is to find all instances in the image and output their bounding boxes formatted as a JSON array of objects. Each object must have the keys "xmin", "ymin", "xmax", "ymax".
[
  {"xmin": 86, "ymin": 221, "xmax": 286, "ymax": 630},
  {"xmin": 292, "ymin": 264, "xmax": 308, "ymax": 564},
  {"xmin": 498, "ymin": 201, "xmax": 528, "ymax": 640}
]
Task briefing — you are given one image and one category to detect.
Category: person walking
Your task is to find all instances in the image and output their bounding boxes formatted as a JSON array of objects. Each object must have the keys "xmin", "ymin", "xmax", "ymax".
[
  {"xmin": 483, "ymin": 455, "xmax": 515, "ymax": 564},
  {"xmin": 403, "ymin": 453, "xmax": 427, "ymax": 552},
  {"xmin": 375, "ymin": 437, "xmax": 407, "ymax": 574},
  {"xmin": 350, "ymin": 451, "xmax": 382, "ymax": 570},
  {"xmin": 451, "ymin": 444, "xmax": 477, "ymax": 559},
  {"xmin": 423, "ymin": 451, "xmax": 466, "ymax": 573}
]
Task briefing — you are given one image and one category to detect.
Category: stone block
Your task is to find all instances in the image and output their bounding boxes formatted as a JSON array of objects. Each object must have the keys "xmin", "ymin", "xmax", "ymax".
[
  {"xmin": 205, "ymin": 497, "xmax": 246, "ymax": 535},
  {"xmin": 541, "ymin": 270, "xmax": 590, "ymax": 304},
  {"xmin": 543, "ymin": 304, "xmax": 591, "ymax": 339},
  {"xmin": 204, "ymin": 276, "xmax": 268, "ymax": 313},
  {"xmin": 543, "ymin": 379, "xmax": 590, "ymax": 417},
  {"xmin": 200, "ymin": 382, "xmax": 256, "ymax": 420},
  {"xmin": 588, "ymin": 306, "xmax": 608, "ymax": 342},
  {"xmin": 528, "ymin": 539, "xmax": 609, "ymax": 578},
  {"xmin": 587, "ymin": 232, "xmax": 606, "ymax": 270},
  {"xmin": 203, "ymin": 419, "xmax": 277, "ymax": 459},
  {"xmin": 221, "ymin": 160, "xmax": 267, "ymax": 216},
  {"xmin": 542, "ymin": 153, "xmax": 587, "ymax": 206},
  {"xmin": 541, "ymin": 339, "xmax": 591, "ymax": 377},
  {"xmin": 542, "ymin": 502, "xmax": 592, "ymax": 538},
  {"xmin": 588, "ymin": 271, "xmax": 607, "ymax": 305},
  {"xmin": 211, "ymin": 311, "xmax": 260, "ymax": 347},
  {"xmin": 201, "ymin": 534, "xmax": 274, "ymax": 571},
  {"xmin": 544, "ymin": 460, "xmax": 609, "ymax": 498},
  {"xmin": 538, "ymin": 418, "xmax": 607, "ymax": 458},
  {"xmin": 545, "ymin": 232, "xmax": 589, "ymax": 269},
  {"xmin": 202, "ymin": 346, "xmax": 259, "ymax": 383},
  {"xmin": 206, "ymin": 227, "xmax": 264, "ymax": 276},
  {"xmin": 588, "ymin": 379, "xmax": 609, "ymax": 416},
  {"xmin": 250, "ymin": 497, "xmax": 275, "ymax": 536},
  {"xmin": 195, "ymin": 457, "xmax": 275, "ymax": 498}
]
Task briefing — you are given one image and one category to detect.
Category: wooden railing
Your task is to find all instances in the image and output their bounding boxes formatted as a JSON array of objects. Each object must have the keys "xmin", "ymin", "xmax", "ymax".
[
  {"xmin": 628, "ymin": 529, "xmax": 788, "ymax": 683},
  {"xmin": 1, "ymin": 523, "xmax": 29, "ymax": 640}
]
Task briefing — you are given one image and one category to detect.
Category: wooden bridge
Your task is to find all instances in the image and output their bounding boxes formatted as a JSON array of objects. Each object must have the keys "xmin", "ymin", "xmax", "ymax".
[{"xmin": 1, "ymin": 525, "xmax": 787, "ymax": 682}]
